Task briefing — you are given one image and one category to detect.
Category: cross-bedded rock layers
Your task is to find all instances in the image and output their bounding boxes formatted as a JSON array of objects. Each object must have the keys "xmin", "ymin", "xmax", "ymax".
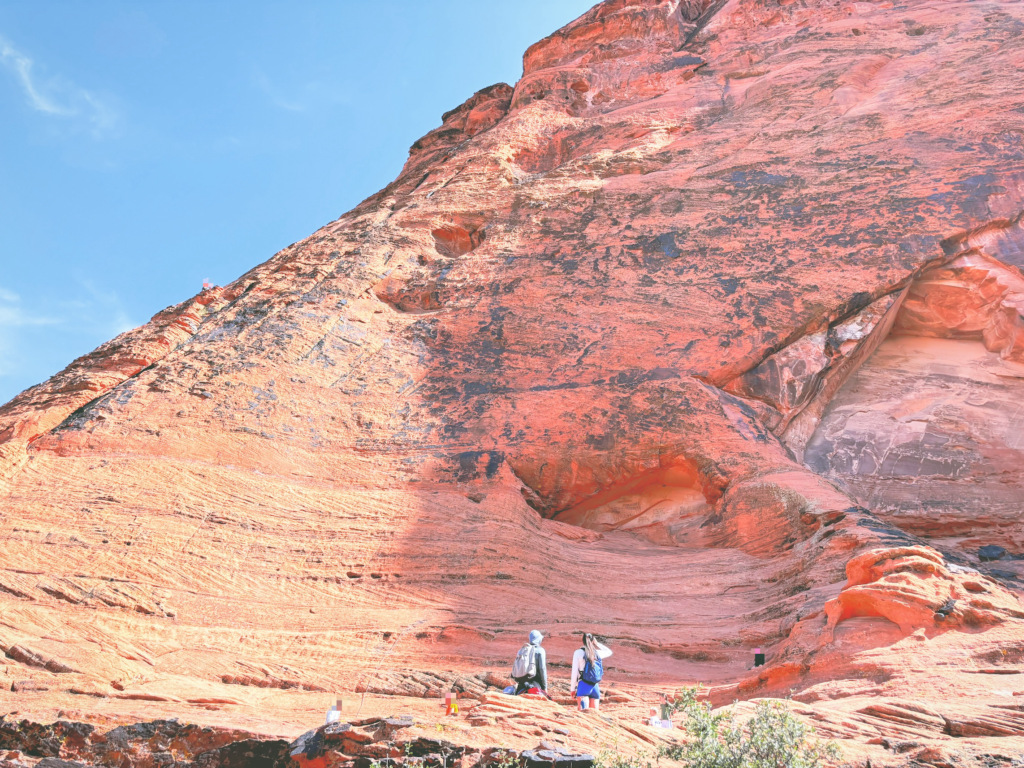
[{"xmin": 2, "ymin": 0, "xmax": 1024, "ymax": 764}]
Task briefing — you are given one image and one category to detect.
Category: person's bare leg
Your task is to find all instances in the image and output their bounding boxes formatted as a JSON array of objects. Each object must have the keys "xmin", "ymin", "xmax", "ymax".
[
  {"xmin": 590, "ymin": 697, "xmax": 600, "ymax": 711},
  {"xmin": 577, "ymin": 696, "xmax": 589, "ymax": 710}
]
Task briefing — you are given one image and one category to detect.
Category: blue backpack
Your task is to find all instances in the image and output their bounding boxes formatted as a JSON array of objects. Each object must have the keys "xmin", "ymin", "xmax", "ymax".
[{"xmin": 581, "ymin": 651, "xmax": 604, "ymax": 684}]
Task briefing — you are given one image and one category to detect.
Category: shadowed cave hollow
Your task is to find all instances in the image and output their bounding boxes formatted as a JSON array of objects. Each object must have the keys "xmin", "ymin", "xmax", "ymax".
[
  {"xmin": 549, "ymin": 247, "xmax": 1024, "ymax": 563},
  {"xmin": 552, "ymin": 463, "xmax": 714, "ymax": 546}
]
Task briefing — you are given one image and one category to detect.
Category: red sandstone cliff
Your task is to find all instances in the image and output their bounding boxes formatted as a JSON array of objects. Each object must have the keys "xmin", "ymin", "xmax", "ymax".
[{"xmin": 2, "ymin": 1, "xmax": 1024, "ymax": 765}]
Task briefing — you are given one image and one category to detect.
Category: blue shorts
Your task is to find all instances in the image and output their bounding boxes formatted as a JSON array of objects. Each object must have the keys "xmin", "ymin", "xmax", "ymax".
[{"xmin": 576, "ymin": 680, "xmax": 600, "ymax": 699}]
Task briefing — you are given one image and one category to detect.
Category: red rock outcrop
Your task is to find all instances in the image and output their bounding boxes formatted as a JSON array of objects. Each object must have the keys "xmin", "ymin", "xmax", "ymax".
[
  {"xmin": 895, "ymin": 250, "xmax": 1024, "ymax": 360},
  {"xmin": 824, "ymin": 546, "xmax": 1024, "ymax": 636},
  {"xmin": 2, "ymin": 0, "xmax": 1024, "ymax": 763}
]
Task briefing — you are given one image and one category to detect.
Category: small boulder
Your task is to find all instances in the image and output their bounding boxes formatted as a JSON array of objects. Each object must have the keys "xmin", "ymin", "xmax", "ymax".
[
  {"xmin": 524, "ymin": 753, "xmax": 598, "ymax": 768},
  {"xmin": 934, "ymin": 598, "xmax": 957, "ymax": 622},
  {"xmin": 482, "ymin": 671, "xmax": 509, "ymax": 688},
  {"xmin": 522, "ymin": 749, "xmax": 595, "ymax": 768},
  {"xmin": 10, "ymin": 680, "xmax": 49, "ymax": 693},
  {"xmin": 380, "ymin": 715, "xmax": 415, "ymax": 739},
  {"xmin": 979, "ymin": 545, "xmax": 1009, "ymax": 562}
]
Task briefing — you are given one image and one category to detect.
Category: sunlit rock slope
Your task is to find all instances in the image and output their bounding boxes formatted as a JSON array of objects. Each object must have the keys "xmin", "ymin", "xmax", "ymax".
[{"xmin": 2, "ymin": 0, "xmax": 1024, "ymax": 764}]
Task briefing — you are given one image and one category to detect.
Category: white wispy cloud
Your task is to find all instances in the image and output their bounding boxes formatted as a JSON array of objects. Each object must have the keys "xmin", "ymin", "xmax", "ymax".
[
  {"xmin": 0, "ymin": 287, "xmax": 58, "ymax": 328},
  {"xmin": 0, "ymin": 35, "xmax": 119, "ymax": 137},
  {"xmin": 0, "ymin": 287, "xmax": 59, "ymax": 379},
  {"xmin": 0, "ymin": 281, "xmax": 138, "ymax": 384},
  {"xmin": 0, "ymin": 306, "xmax": 59, "ymax": 327}
]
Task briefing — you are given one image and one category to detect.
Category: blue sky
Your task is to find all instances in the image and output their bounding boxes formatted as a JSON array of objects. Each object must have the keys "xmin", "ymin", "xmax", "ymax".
[{"xmin": 0, "ymin": 1, "xmax": 595, "ymax": 405}]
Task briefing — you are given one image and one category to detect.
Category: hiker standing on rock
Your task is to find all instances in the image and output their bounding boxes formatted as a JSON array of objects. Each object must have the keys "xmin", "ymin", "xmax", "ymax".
[
  {"xmin": 511, "ymin": 630, "xmax": 548, "ymax": 695},
  {"xmin": 570, "ymin": 633, "xmax": 612, "ymax": 710}
]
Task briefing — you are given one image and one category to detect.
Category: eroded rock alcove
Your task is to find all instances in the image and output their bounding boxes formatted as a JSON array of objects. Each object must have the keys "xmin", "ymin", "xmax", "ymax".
[{"xmin": 553, "ymin": 463, "xmax": 713, "ymax": 545}]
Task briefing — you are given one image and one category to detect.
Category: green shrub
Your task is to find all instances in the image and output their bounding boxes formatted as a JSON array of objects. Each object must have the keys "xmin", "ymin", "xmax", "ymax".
[
  {"xmin": 659, "ymin": 686, "xmax": 840, "ymax": 768},
  {"xmin": 593, "ymin": 740, "xmax": 656, "ymax": 768},
  {"xmin": 487, "ymin": 749, "xmax": 523, "ymax": 768}
]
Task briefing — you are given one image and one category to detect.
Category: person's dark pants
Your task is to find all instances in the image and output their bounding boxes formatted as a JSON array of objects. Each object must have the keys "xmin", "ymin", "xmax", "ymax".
[{"xmin": 515, "ymin": 680, "xmax": 543, "ymax": 695}]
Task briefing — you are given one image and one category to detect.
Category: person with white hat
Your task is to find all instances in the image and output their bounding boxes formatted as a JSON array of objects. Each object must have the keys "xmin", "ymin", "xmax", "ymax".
[{"xmin": 510, "ymin": 630, "xmax": 548, "ymax": 695}]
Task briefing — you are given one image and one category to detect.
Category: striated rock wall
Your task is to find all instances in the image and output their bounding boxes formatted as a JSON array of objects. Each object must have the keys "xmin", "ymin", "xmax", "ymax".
[
  {"xmin": 805, "ymin": 223, "xmax": 1024, "ymax": 583},
  {"xmin": 806, "ymin": 335, "xmax": 1024, "ymax": 559},
  {"xmin": 0, "ymin": 286, "xmax": 238, "ymax": 490}
]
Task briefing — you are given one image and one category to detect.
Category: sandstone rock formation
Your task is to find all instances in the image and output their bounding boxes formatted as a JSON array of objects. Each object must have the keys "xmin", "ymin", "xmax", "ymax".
[
  {"xmin": 2, "ymin": 0, "xmax": 1024, "ymax": 764},
  {"xmin": 0, "ymin": 716, "xmax": 291, "ymax": 767}
]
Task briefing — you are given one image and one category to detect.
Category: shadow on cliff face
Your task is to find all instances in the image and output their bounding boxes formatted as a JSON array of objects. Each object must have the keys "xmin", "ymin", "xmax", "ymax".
[{"xmin": 803, "ymin": 234, "xmax": 1024, "ymax": 587}]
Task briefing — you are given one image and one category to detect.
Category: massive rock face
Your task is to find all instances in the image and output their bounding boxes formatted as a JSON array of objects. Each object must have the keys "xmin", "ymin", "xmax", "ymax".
[{"xmin": 2, "ymin": 0, "xmax": 1024, "ymax": 762}]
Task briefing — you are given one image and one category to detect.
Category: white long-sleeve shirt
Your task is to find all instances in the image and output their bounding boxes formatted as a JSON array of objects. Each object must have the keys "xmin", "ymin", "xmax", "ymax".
[{"xmin": 570, "ymin": 641, "xmax": 612, "ymax": 691}]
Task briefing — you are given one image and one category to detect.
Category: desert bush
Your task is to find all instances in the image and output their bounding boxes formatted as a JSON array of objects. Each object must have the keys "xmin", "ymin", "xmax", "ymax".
[
  {"xmin": 593, "ymin": 741, "xmax": 656, "ymax": 768},
  {"xmin": 659, "ymin": 686, "xmax": 840, "ymax": 768},
  {"xmin": 487, "ymin": 749, "xmax": 524, "ymax": 768}
]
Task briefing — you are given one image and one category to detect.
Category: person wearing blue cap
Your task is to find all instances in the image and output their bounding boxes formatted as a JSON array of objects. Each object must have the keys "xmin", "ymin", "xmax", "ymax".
[{"xmin": 510, "ymin": 630, "xmax": 548, "ymax": 695}]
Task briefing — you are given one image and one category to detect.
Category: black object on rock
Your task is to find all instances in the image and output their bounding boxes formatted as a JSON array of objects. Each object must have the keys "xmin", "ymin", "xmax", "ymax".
[
  {"xmin": 979, "ymin": 545, "xmax": 1009, "ymax": 562},
  {"xmin": 290, "ymin": 728, "xmax": 326, "ymax": 762},
  {"xmin": 934, "ymin": 598, "xmax": 957, "ymax": 621},
  {"xmin": 522, "ymin": 747, "xmax": 595, "ymax": 768}
]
